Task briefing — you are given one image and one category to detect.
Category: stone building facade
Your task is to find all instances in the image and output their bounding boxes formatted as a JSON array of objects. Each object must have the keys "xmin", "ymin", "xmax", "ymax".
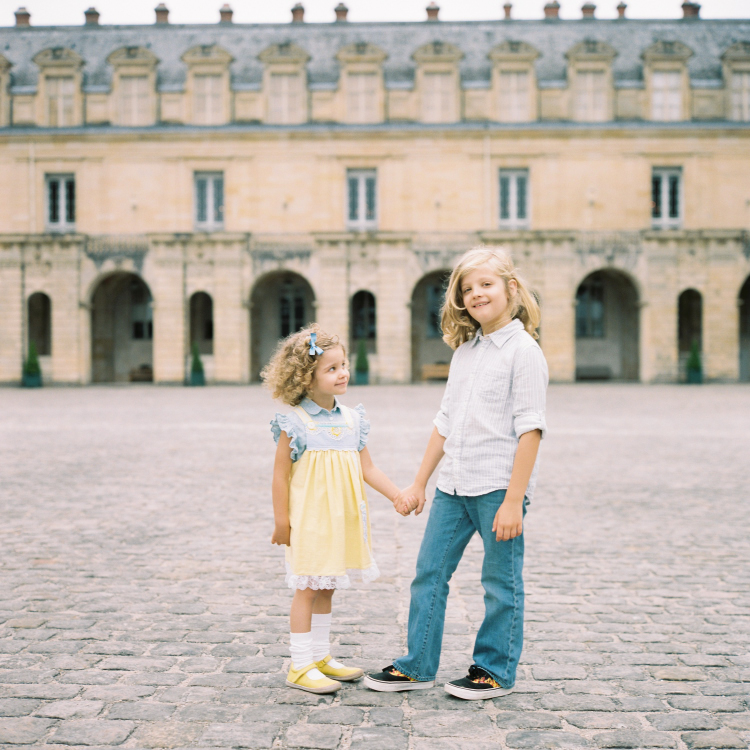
[{"xmin": 1, "ymin": 2, "xmax": 749, "ymax": 385}]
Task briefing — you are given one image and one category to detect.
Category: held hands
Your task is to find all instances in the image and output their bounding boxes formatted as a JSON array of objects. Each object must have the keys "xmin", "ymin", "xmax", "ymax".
[
  {"xmin": 271, "ymin": 522, "xmax": 291, "ymax": 546},
  {"xmin": 393, "ymin": 483, "xmax": 427, "ymax": 517},
  {"xmin": 492, "ymin": 496, "xmax": 523, "ymax": 542}
]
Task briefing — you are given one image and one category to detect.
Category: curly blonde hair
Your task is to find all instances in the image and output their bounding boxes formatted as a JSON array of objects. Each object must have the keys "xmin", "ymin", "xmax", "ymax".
[
  {"xmin": 441, "ymin": 246, "xmax": 541, "ymax": 350},
  {"xmin": 261, "ymin": 324, "xmax": 346, "ymax": 406}
]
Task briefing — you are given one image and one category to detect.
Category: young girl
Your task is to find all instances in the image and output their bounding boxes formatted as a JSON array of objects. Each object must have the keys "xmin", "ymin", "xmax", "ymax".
[
  {"xmin": 364, "ymin": 246, "xmax": 548, "ymax": 700},
  {"xmin": 263, "ymin": 325, "xmax": 409, "ymax": 695}
]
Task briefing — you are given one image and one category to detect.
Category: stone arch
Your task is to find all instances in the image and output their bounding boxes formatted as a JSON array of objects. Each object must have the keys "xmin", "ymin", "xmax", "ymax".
[
  {"xmin": 411, "ymin": 270, "xmax": 452, "ymax": 382},
  {"xmin": 250, "ymin": 271, "xmax": 315, "ymax": 382},
  {"xmin": 190, "ymin": 291, "xmax": 214, "ymax": 356},
  {"xmin": 739, "ymin": 276, "xmax": 750, "ymax": 382},
  {"xmin": 27, "ymin": 291, "xmax": 52, "ymax": 357},
  {"xmin": 575, "ymin": 268, "xmax": 640, "ymax": 381},
  {"xmin": 90, "ymin": 272, "xmax": 153, "ymax": 383},
  {"xmin": 677, "ymin": 288, "xmax": 702, "ymax": 381},
  {"xmin": 351, "ymin": 289, "xmax": 376, "ymax": 354}
]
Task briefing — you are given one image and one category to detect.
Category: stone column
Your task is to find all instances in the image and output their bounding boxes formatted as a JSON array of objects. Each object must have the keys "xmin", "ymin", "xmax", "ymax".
[
  {"xmin": 51, "ymin": 238, "xmax": 84, "ymax": 383},
  {"xmin": 0, "ymin": 243, "xmax": 23, "ymax": 382},
  {"xmin": 213, "ymin": 236, "xmax": 248, "ymax": 382},
  {"xmin": 315, "ymin": 239, "xmax": 349, "ymax": 345}
]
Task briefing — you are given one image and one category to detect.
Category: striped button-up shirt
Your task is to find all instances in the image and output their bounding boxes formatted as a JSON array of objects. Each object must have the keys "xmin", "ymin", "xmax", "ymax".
[{"xmin": 434, "ymin": 319, "xmax": 549, "ymax": 500}]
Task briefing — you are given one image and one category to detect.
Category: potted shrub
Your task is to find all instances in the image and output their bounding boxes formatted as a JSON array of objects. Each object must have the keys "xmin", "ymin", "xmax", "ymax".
[
  {"xmin": 355, "ymin": 339, "xmax": 369, "ymax": 385},
  {"xmin": 189, "ymin": 342, "xmax": 206, "ymax": 386},
  {"xmin": 686, "ymin": 340, "xmax": 702, "ymax": 384},
  {"xmin": 21, "ymin": 341, "xmax": 42, "ymax": 388}
]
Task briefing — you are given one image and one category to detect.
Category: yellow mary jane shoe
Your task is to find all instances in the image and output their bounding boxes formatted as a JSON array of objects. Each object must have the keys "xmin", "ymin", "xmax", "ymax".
[
  {"xmin": 286, "ymin": 662, "xmax": 341, "ymax": 694},
  {"xmin": 315, "ymin": 655, "xmax": 364, "ymax": 682}
]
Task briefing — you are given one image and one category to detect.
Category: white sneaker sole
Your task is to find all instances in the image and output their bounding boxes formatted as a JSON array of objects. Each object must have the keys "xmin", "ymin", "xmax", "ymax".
[
  {"xmin": 285, "ymin": 679, "xmax": 341, "ymax": 694},
  {"xmin": 363, "ymin": 674, "xmax": 435, "ymax": 692},
  {"xmin": 444, "ymin": 682, "xmax": 514, "ymax": 700}
]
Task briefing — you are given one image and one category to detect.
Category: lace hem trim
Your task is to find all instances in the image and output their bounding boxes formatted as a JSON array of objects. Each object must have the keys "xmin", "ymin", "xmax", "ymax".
[{"xmin": 285, "ymin": 560, "xmax": 380, "ymax": 590}]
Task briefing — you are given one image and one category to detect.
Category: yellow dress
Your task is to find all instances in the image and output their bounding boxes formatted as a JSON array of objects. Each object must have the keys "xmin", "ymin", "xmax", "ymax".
[{"xmin": 271, "ymin": 398, "xmax": 378, "ymax": 590}]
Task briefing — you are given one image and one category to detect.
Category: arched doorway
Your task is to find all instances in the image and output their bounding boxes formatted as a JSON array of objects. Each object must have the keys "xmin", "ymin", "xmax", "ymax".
[
  {"xmin": 91, "ymin": 273, "xmax": 153, "ymax": 383},
  {"xmin": 28, "ymin": 292, "xmax": 52, "ymax": 356},
  {"xmin": 351, "ymin": 290, "xmax": 376, "ymax": 354},
  {"xmin": 740, "ymin": 276, "xmax": 750, "ymax": 382},
  {"xmin": 250, "ymin": 271, "xmax": 315, "ymax": 381},
  {"xmin": 575, "ymin": 269, "xmax": 639, "ymax": 381},
  {"xmin": 678, "ymin": 289, "xmax": 702, "ymax": 382},
  {"xmin": 411, "ymin": 271, "xmax": 452, "ymax": 382},
  {"xmin": 190, "ymin": 292, "xmax": 214, "ymax": 356}
]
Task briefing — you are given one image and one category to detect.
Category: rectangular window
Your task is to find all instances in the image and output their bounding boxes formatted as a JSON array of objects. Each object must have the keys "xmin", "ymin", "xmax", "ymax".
[
  {"xmin": 347, "ymin": 72, "xmax": 378, "ymax": 123},
  {"xmin": 346, "ymin": 169, "xmax": 377, "ymax": 231},
  {"xmin": 575, "ymin": 70, "xmax": 607, "ymax": 122},
  {"xmin": 194, "ymin": 172, "xmax": 224, "ymax": 231},
  {"xmin": 46, "ymin": 77, "xmax": 75, "ymax": 127},
  {"xmin": 731, "ymin": 71, "xmax": 750, "ymax": 122},
  {"xmin": 422, "ymin": 72, "xmax": 455, "ymax": 123},
  {"xmin": 499, "ymin": 70, "xmax": 530, "ymax": 122},
  {"xmin": 499, "ymin": 169, "xmax": 529, "ymax": 228},
  {"xmin": 269, "ymin": 73, "xmax": 303, "ymax": 124},
  {"xmin": 651, "ymin": 70, "xmax": 683, "ymax": 121},
  {"xmin": 119, "ymin": 75, "xmax": 150, "ymax": 126},
  {"xmin": 46, "ymin": 174, "xmax": 75, "ymax": 231},
  {"xmin": 651, "ymin": 167, "xmax": 682, "ymax": 229},
  {"xmin": 194, "ymin": 74, "xmax": 223, "ymax": 125}
]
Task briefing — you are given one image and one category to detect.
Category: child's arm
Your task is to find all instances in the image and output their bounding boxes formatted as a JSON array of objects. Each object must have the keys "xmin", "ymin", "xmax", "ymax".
[
  {"xmin": 403, "ymin": 426, "xmax": 447, "ymax": 516},
  {"xmin": 271, "ymin": 433, "xmax": 293, "ymax": 545},
  {"xmin": 359, "ymin": 447, "xmax": 410, "ymax": 516},
  {"xmin": 492, "ymin": 429, "xmax": 541, "ymax": 542}
]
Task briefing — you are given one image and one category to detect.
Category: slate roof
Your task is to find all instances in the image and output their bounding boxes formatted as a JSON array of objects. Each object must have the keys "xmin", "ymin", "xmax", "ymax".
[{"xmin": 1, "ymin": 18, "xmax": 749, "ymax": 93}]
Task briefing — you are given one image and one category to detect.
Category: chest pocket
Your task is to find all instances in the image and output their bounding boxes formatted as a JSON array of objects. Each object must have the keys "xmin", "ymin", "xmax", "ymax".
[{"xmin": 476, "ymin": 355, "xmax": 513, "ymax": 405}]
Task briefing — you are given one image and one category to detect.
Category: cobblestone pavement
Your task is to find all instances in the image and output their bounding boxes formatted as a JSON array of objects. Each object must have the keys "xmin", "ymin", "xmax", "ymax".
[{"xmin": 1, "ymin": 384, "xmax": 749, "ymax": 750}]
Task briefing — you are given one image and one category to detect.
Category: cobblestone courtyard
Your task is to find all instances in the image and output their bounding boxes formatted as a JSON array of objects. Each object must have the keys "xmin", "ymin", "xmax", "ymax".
[{"xmin": 1, "ymin": 384, "xmax": 749, "ymax": 750}]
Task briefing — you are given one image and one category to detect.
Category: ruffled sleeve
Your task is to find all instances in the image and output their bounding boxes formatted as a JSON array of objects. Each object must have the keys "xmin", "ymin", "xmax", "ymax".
[
  {"xmin": 354, "ymin": 404, "xmax": 370, "ymax": 451},
  {"xmin": 270, "ymin": 413, "xmax": 306, "ymax": 462}
]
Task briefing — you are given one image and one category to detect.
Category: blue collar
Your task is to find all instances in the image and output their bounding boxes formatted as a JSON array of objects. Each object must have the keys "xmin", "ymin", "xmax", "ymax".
[
  {"xmin": 300, "ymin": 396, "xmax": 341, "ymax": 415},
  {"xmin": 472, "ymin": 318, "xmax": 524, "ymax": 348}
]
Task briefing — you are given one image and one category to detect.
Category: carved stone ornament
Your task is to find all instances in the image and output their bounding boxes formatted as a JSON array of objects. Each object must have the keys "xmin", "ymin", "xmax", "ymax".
[
  {"xmin": 336, "ymin": 42, "xmax": 388, "ymax": 64},
  {"xmin": 258, "ymin": 42, "xmax": 310, "ymax": 65},
  {"xmin": 412, "ymin": 40, "xmax": 464, "ymax": 64},
  {"xmin": 107, "ymin": 46, "xmax": 159, "ymax": 68},
  {"xmin": 33, "ymin": 47, "xmax": 84, "ymax": 70},
  {"xmin": 641, "ymin": 40, "xmax": 694, "ymax": 63},
  {"xmin": 181, "ymin": 44, "xmax": 234, "ymax": 66},
  {"xmin": 721, "ymin": 41, "xmax": 750, "ymax": 63},
  {"xmin": 489, "ymin": 40, "xmax": 540, "ymax": 64},
  {"xmin": 566, "ymin": 38, "xmax": 617, "ymax": 62}
]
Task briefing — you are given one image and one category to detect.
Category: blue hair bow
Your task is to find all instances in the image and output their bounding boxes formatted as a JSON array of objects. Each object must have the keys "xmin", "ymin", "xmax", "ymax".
[{"xmin": 308, "ymin": 333, "xmax": 324, "ymax": 356}]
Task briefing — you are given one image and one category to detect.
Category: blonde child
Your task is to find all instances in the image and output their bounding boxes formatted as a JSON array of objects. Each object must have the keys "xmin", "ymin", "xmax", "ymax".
[
  {"xmin": 262, "ymin": 325, "xmax": 410, "ymax": 695},
  {"xmin": 365, "ymin": 246, "xmax": 548, "ymax": 700}
]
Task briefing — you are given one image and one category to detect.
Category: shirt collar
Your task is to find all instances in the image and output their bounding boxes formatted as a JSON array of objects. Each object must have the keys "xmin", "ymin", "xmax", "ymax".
[
  {"xmin": 300, "ymin": 396, "xmax": 341, "ymax": 415},
  {"xmin": 473, "ymin": 318, "xmax": 524, "ymax": 348}
]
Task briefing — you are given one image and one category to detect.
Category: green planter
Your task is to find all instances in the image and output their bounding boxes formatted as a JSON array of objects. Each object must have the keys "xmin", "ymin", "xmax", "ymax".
[
  {"xmin": 355, "ymin": 370, "xmax": 369, "ymax": 386},
  {"xmin": 354, "ymin": 339, "xmax": 369, "ymax": 385},
  {"xmin": 22, "ymin": 341, "xmax": 42, "ymax": 388},
  {"xmin": 190, "ymin": 370, "xmax": 206, "ymax": 386},
  {"xmin": 686, "ymin": 367, "xmax": 702, "ymax": 384},
  {"xmin": 21, "ymin": 372, "xmax": 42, "ymax": 388},
  {"xmin": 685, "ymin": 341, "xmax": 702, "ymax": 385}
]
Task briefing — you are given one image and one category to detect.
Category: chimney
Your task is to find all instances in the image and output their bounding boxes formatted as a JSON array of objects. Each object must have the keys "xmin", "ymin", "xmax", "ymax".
[
  {"xmin": 14, "ymin": 6, "xmax": 31, "ymax": 26},
  {"xmin": 84, "ymin": 7, "xmax": 100, "ymax": 25},
  {"xmin": 543, "ymin": 1, "xmax": 560, "ymax": 19},
  {"xmin": 581, "ymin": 2, "xmax": 595, "ymax": 18},
  {"xmin": 219, "ymin": 3, "xmax": 233, "ymax": 23},
  {"xmin": 155, "ymin": 3, "xmax": 169, "ymax": 24},
  {"xmin": 291, "ymin": 2, "xmax": 304, "ymax": 22},
  {"xmin": 681, "ymin": 1, "xmax": 700, "ymax": 18},
  {"xmin": 334, "ymin": 3, "xmax": 348, "ymax": 21},
  {"xmin": 504, "ymin": 3, "xmax": 512, "ymax": 19},
  {"xmin": 426, "ymin": 1, "xmax": 440, "ymax": 21},
  {"xmin": 616, "ymin": 1, "xmax": 626, "ymax": 18}
]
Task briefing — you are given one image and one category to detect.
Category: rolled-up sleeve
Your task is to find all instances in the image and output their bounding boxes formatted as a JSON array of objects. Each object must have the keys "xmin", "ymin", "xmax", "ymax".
[
  {"xmin": 511, "ymin": 344, "xmax": 549, "ymax": 439},
  {"xmin": 433, "ymin": 369, "xmax": 452, "ymax": 438}
]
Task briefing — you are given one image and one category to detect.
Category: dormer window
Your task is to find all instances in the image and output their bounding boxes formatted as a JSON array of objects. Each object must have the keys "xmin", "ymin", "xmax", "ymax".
[
  {"xmin": 489, "ymin": 41, "xmax": 539, "ymax": 123},
  {"xmin": 413, "ymin": 41, "xmax": 463, "ymax": 124},
  {"xmin": 259, "ymin": 42, "xmax": 310, "ymax": 125},
  {"xmin": 182, "ymin": 44, "xmax": 233, "ymax": 126},
  {"xmin": 108, "ymin": 47, "xmax": 159, "ymax": 127},
  {"xmin": 33, "ymin": 48, "xmax": 84, "ymax": 127},
  {"xmin": 337, "ymin": 43, "xmax": 387, "ymax": 124},
  {"xmin": 722, "ymin": 42, "xmax": 750, "ymax": 122},
  {"xmin": 651, "ymin": 71, "xmax": 682, "ymax": 120},
  {"xmin": 565, "ymin": 40, "xmax": 617, "ymax": 122},
  {"xmin": 642, "ymin": 40, "xmax": 693, "ymax": 123}
]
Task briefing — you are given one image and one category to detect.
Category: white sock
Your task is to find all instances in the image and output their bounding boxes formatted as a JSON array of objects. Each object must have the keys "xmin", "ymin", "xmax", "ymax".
[
  {"xmin": 289, "ymin": 632, "xmax": 325, "ymax": 680},
  {"xmin": 311, "ymin": 613, "xmax": 344, "ymax": 668}
]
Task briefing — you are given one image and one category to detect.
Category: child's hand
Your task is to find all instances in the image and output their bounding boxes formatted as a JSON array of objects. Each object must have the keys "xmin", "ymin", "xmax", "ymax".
[
  {"xmin": 271, "ymin": 523, "xmax": 291, "ymax": 546},
  {"xmin": 492, "ymin": 499, "xmax": 523, "ymax": 542},
  {"xmin": 392, "ymin": 490, "xmax": 412, "ymax": 516},
  {"xmin": 402, "ymin": 483, "xmax": 428, "ymax": 515}
]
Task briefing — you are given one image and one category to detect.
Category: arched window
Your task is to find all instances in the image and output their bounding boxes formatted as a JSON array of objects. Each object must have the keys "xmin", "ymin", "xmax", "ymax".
[
  {"xmin": 351, "ymin": 291, "xmax": 376, "ymax": 352},
  {"xmin": 28, "ymin": 292, "xmax": 51, "ymax": 356},
  {"xmin": 190, "ymin": 292, "xmax": 214, "ymax": 355},
  {"xmin": 678, "ymin": 289, "xmax": 702, "ymax": 355}
]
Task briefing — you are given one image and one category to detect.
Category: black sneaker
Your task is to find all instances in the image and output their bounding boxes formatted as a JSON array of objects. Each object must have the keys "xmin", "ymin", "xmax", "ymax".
[
  {"xmin": 444, "ymin": 665, "xmax": 514, "ymax": 700},
  {"xmin": 363, "ymin": 665, "xmax": 435, "ymax": 692}
]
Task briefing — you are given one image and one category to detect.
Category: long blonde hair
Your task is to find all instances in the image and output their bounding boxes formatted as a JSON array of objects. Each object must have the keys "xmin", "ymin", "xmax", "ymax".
[{"xmin": 440, "ymin": 246, "xmax": 540, "ymax": 350}]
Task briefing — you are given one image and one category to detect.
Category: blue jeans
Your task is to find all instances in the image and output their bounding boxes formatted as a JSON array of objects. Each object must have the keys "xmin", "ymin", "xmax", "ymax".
[{"xmin": 392, "ymin": 488, "xmax": 526, "ymax": 688}]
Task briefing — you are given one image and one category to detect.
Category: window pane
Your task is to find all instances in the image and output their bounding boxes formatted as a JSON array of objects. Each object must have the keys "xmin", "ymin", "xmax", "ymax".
[
  {"xmin": 516, "ymin": 176, "xmax": 527, "ymax": 220},
  {"xmin": 213, "ymin": 177, "xmax": 224, "ymax": 223},
  {"xmin": 651, "ymin": 175, "xmax": 662, "ymax": 219},
  {"xmin": 294, "ymin": 293, "xmax": 305, "ymax": 332},
  {"xmin": 500, "ymin": 176, "xmax": 510, "ymax": 220},
  {"xmin": 49, "ymin": 180, "xmax": 59, "ymax": 224},
  {"xmin": 668, "ymin": 174, "xmax": 679, "ymax": 219},
  {"xmin": 365, "ymin": 177, "xmax": 376, "ymax": 221},
  {"xmin": 348, "ymin": 176, "xmax": 359, "ymax": 221},
  {"xmin": 65, "ymin": 179, "xmax": 75, "ymax": 223},
  {"xmin": 196, "ymin": 179, "xmax": 208, "ymax": 223}
]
